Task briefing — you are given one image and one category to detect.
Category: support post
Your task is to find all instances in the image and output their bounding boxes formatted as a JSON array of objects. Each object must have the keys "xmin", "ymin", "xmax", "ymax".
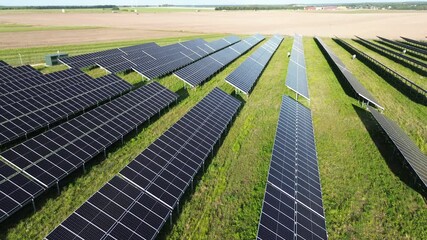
[
  {"xmin": 32, "ymin": 199, "xmax": 36, "ymax": 213},
  {"xmin": 56, "ymin": 182, "xmax": 60, "ymax": 195}
]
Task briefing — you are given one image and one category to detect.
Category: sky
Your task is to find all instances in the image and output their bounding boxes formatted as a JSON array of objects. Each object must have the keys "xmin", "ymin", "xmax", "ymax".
[{"xmin": 0, "ymin": 0, "xmax": 420, "ymax": 6}]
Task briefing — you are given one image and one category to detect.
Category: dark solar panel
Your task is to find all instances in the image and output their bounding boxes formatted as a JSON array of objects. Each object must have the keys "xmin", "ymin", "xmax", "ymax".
[
  {"xmin": 0, "ymin": 68, "xmax": 90, "ymax": 106},
  {"xmin": 286, "ymin": 34, "xmax": 310, "ymax": 100},
  {"xmin": 0, "ymin": 82, "xmax": 178, "ymax": 188},
  {"xmin": 378, "ymin": 36, "xmax": 427, "ymax": 56},
  {"xmin": 0, "ymin": 74, "xmax": 132, "ymax": 148},
  {"xmin": 0, "ymin": 60, "xmax": 10, "ymax": 69},
  {"xmin": 0, "ymin": 161, "xmax": 44, "ymax": 223},
  {"xmin": 257, "ymin": 96, "xmax": 327, "ymax": 240},
  {"xmin": 401, "ymin": 36, "xmax": 427, "ymax": 48},
  {"xmin": 47, "ymin": 87, "xmax": 241, "ymax": 240},
  {"xmin": 355, "ymin": 36, "xmax": 427, "ymax": 69},
  {"xmin": 316, "ymin": 37, "xmax": 384, "ymax": 110},
  {"xmin": 368, "ymin": 106, "xmax": 427, "ymax": 187},
  {"xmin": 226, "ymin": 35, "xmax": 283, "ymax": 94},
  {"xmin": 46, "ymin": 176, "xmax": 171, "ymax": 240},
  {"xmin": 0, "ymin": 65, "xmax": 42, "ymax": 84},
  {"xmin": 175, "ymin": 35, "xmax": 264, "ymax": 87}
]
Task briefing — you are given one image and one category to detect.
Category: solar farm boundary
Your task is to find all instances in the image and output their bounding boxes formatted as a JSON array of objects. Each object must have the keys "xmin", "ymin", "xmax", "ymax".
[
  {"xmin": 334, "ymin": 37, "xmax": 426, "ymax": 105},
  {"xmin": 315, "ymin": 37, "xmax": 384, "ymax": 111},
  {"xmin": 354, "ymin": 36, "xmax": 427, "ymax": 76}
]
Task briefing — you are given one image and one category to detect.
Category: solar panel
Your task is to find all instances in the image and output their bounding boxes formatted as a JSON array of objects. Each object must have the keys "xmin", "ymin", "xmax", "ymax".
[
  {"xmin": 0, "ymin": 161, "xmax": 44, "ymax": 223},
  {"xmin": 47, "ymin": 87, "xmax": 241, "ymax": 240},
  {"xmin": 175, "ymin": 35, "xmax": 264, "ymax": 87},
  {"xmin": 0, "ymin": 69, "xmax": 91, "ymax": 106},
  {"xmin": 316, "ymin": 37, "xmax": 384, "ymax": 110},
  {"xmin": 0, "ymin": 60, "xmax": 10, "ymax": 69},
  {"xmin": 257, "ymin": 96, "xmax": 327, "ymax": 240},
  {"xmin": 132, "ymin": 36, "xmax": 241, "ymax": 80},
  {"xmin": 0, "ymin": 75, "xmax": 132, "ymax": 148},
  {"xmin": 378, "ymin": 36, "xmax": 427, "ymax": 56},
  {"xmin": 226, "ymin": 35, "xmax": 283, "ymax": 95},
  {"xmin": 368, "ymin": 106, "xmax": 427, "ymax": 187},
  {"xmin": 355, "ymin": 36, "xmax": 427, "ymax": 69},
  {"xmin": 46, "ymin": 176, "xmax": 171, "ymax": 240},
  {"xmin": 0, "ymin": 65, "xmax": 42, "ymax": 84},
  {"xmin": 0, "ymin": 82, "xmax": 178, "ymax": 188},
  {"xmin": 401, "ymin": 36, "xmax": 427, "ymax": 48},
  {"xmin": 285, "ymin": 34, "xmax": 310, "ymax": 100}
]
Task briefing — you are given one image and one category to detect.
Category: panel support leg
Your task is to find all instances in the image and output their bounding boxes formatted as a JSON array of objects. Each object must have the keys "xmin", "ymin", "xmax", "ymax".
[
  {"xmin": 170, "ymin": 213, "xmax": 173, "ymax": 227},
  {"xmin": 56, "ymin": 182, "xmax": 60, "ymax": 195},
  {"xmin": 83, "ymin": 163, "xmax": 86, "ymax": 174},
  {"xmin": 177, "ymin": 201, "xmax": 180, "ymax": 215},
  {"xmin": 32, "ymin": 199, "xmax": 36, "ymax": 213}
]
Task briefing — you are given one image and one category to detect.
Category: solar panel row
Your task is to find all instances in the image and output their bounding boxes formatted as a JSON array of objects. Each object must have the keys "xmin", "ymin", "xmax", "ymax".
[
  {"xmin": 367, "ymin": 106, "xmax": 427, "ymax": 187},
  {"xmin": 0, "ymin": 65, "xmax": 42, "ymax": 83},
  {"xmin": 175, "ymin": 34, "xmax": 264, "ymax": 87},
  {"xmin": 0, "ymin": 69, "xmax": 91, "ymax": 107},
  {"xmin": 316, "ymin": 37, "xmax": 384, "ymax": 110},
  {"xmin": 46, "ymin": 87, "xmax": 242, "ymax": 240},
  {"xmin": 355, "ymin": 36, "xmax": 427, "ymax": 69},
  {"xmin": 60, "ymin": 42, "xmax": 160, "ymax": 69},
  {"xmin": 378, "ymin": 36, "xmax": 427, "ymax": 56},
  {"xmin": 0, "ymin": 75, "xmax": 133, "ymax": 147},
  {"xmin": 401, "ymin": 36, "xmax": 427, "ymax": 48},
  {"xmin": 286, "ymin": 34, "xmax": 310, "ymax": 100},
  {"xmin": 0, "ymin": 82, "xmax": 178, "ymax": 223},
  {"xmin": 226, "ymin": 35, "xmax": 283, "ymax": 94},
  {"xmin": 132, "ymin": 36, "xmax": 241, "ymax": 80},
  {"xmin": 257, "ymin": 96, "xmax": 327, "ymax": 240}
]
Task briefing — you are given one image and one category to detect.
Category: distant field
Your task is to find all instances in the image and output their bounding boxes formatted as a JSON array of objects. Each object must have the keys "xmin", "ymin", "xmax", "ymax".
[
  {"xmin": 0, "ymin": 7, "xmax": 214, "ymax": 14},
  {"xmin": 0, "ymin": 10, "xmax": 425, "ymax": 48},
  {"xmin": 0, "ymin": 23, "xmax": 101, "ymax": 32},
  {"xmin": 0, "ymin": 34, "xmax": 426, "ymax": 239}
]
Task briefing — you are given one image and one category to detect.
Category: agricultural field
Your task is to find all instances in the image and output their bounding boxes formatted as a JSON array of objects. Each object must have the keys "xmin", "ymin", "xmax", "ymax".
[{"xmin": 0, "ymin": 30, "xmax": 426, "ymax": 240}]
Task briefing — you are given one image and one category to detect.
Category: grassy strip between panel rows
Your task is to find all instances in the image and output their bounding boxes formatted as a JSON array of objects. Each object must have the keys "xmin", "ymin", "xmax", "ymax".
[{"xmin": 1, "ymin": 36, "xmax": 426, "ymax": 240}]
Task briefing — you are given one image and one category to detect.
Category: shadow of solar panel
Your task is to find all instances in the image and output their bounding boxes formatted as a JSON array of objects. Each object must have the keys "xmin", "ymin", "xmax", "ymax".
[
  {"xmin": 257, "ymin": 96, "xmax": 327, "ymax": 240},
  {"xmin": 0, "ymin": 75, "xmax": 132, "ymax": 147},
  {"xmin": 368, "ymin": 106, "xmax": 427, "ymax": 187},
  {"xmin": 226, "ymin": 35, "xmax": 283, "ymax": 95}
]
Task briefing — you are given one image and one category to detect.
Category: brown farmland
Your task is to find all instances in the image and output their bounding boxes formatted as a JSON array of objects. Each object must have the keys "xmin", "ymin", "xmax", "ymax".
[{"xmin": 0, "ymin": 10, "xmax": 426, "ymax": 48}]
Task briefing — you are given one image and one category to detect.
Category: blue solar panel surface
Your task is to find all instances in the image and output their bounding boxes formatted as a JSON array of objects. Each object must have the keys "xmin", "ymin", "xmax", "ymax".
[
  {"xmin": 257, "ymin": 96, "xmax": 327, "ymax": 240},
  {"xmin": 286, "ymin": 34, "xmax": 310, "ymax": 100}
]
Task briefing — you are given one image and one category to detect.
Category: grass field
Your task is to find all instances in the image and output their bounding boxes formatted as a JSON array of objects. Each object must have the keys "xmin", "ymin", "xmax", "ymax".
[
  {"xmin": 0, "ymin": 35, "xmax": 426, "ymax": 240},
  {"xmin": 0, "ymin": 7, "xmax": 214, "ymax": 14}
]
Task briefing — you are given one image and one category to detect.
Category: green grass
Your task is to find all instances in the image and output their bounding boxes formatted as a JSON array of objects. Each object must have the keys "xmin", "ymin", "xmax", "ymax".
[
  {"xmin": 0, "ymin": 33, "xmax": 225, "ymax": 66},
  {"xmin": 0, "ymin": 23, "xmax": 102, "ymax": 32},
  {"xmin": 0, "ymin": 36, "xmax": 426, "ymax": 240}
]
